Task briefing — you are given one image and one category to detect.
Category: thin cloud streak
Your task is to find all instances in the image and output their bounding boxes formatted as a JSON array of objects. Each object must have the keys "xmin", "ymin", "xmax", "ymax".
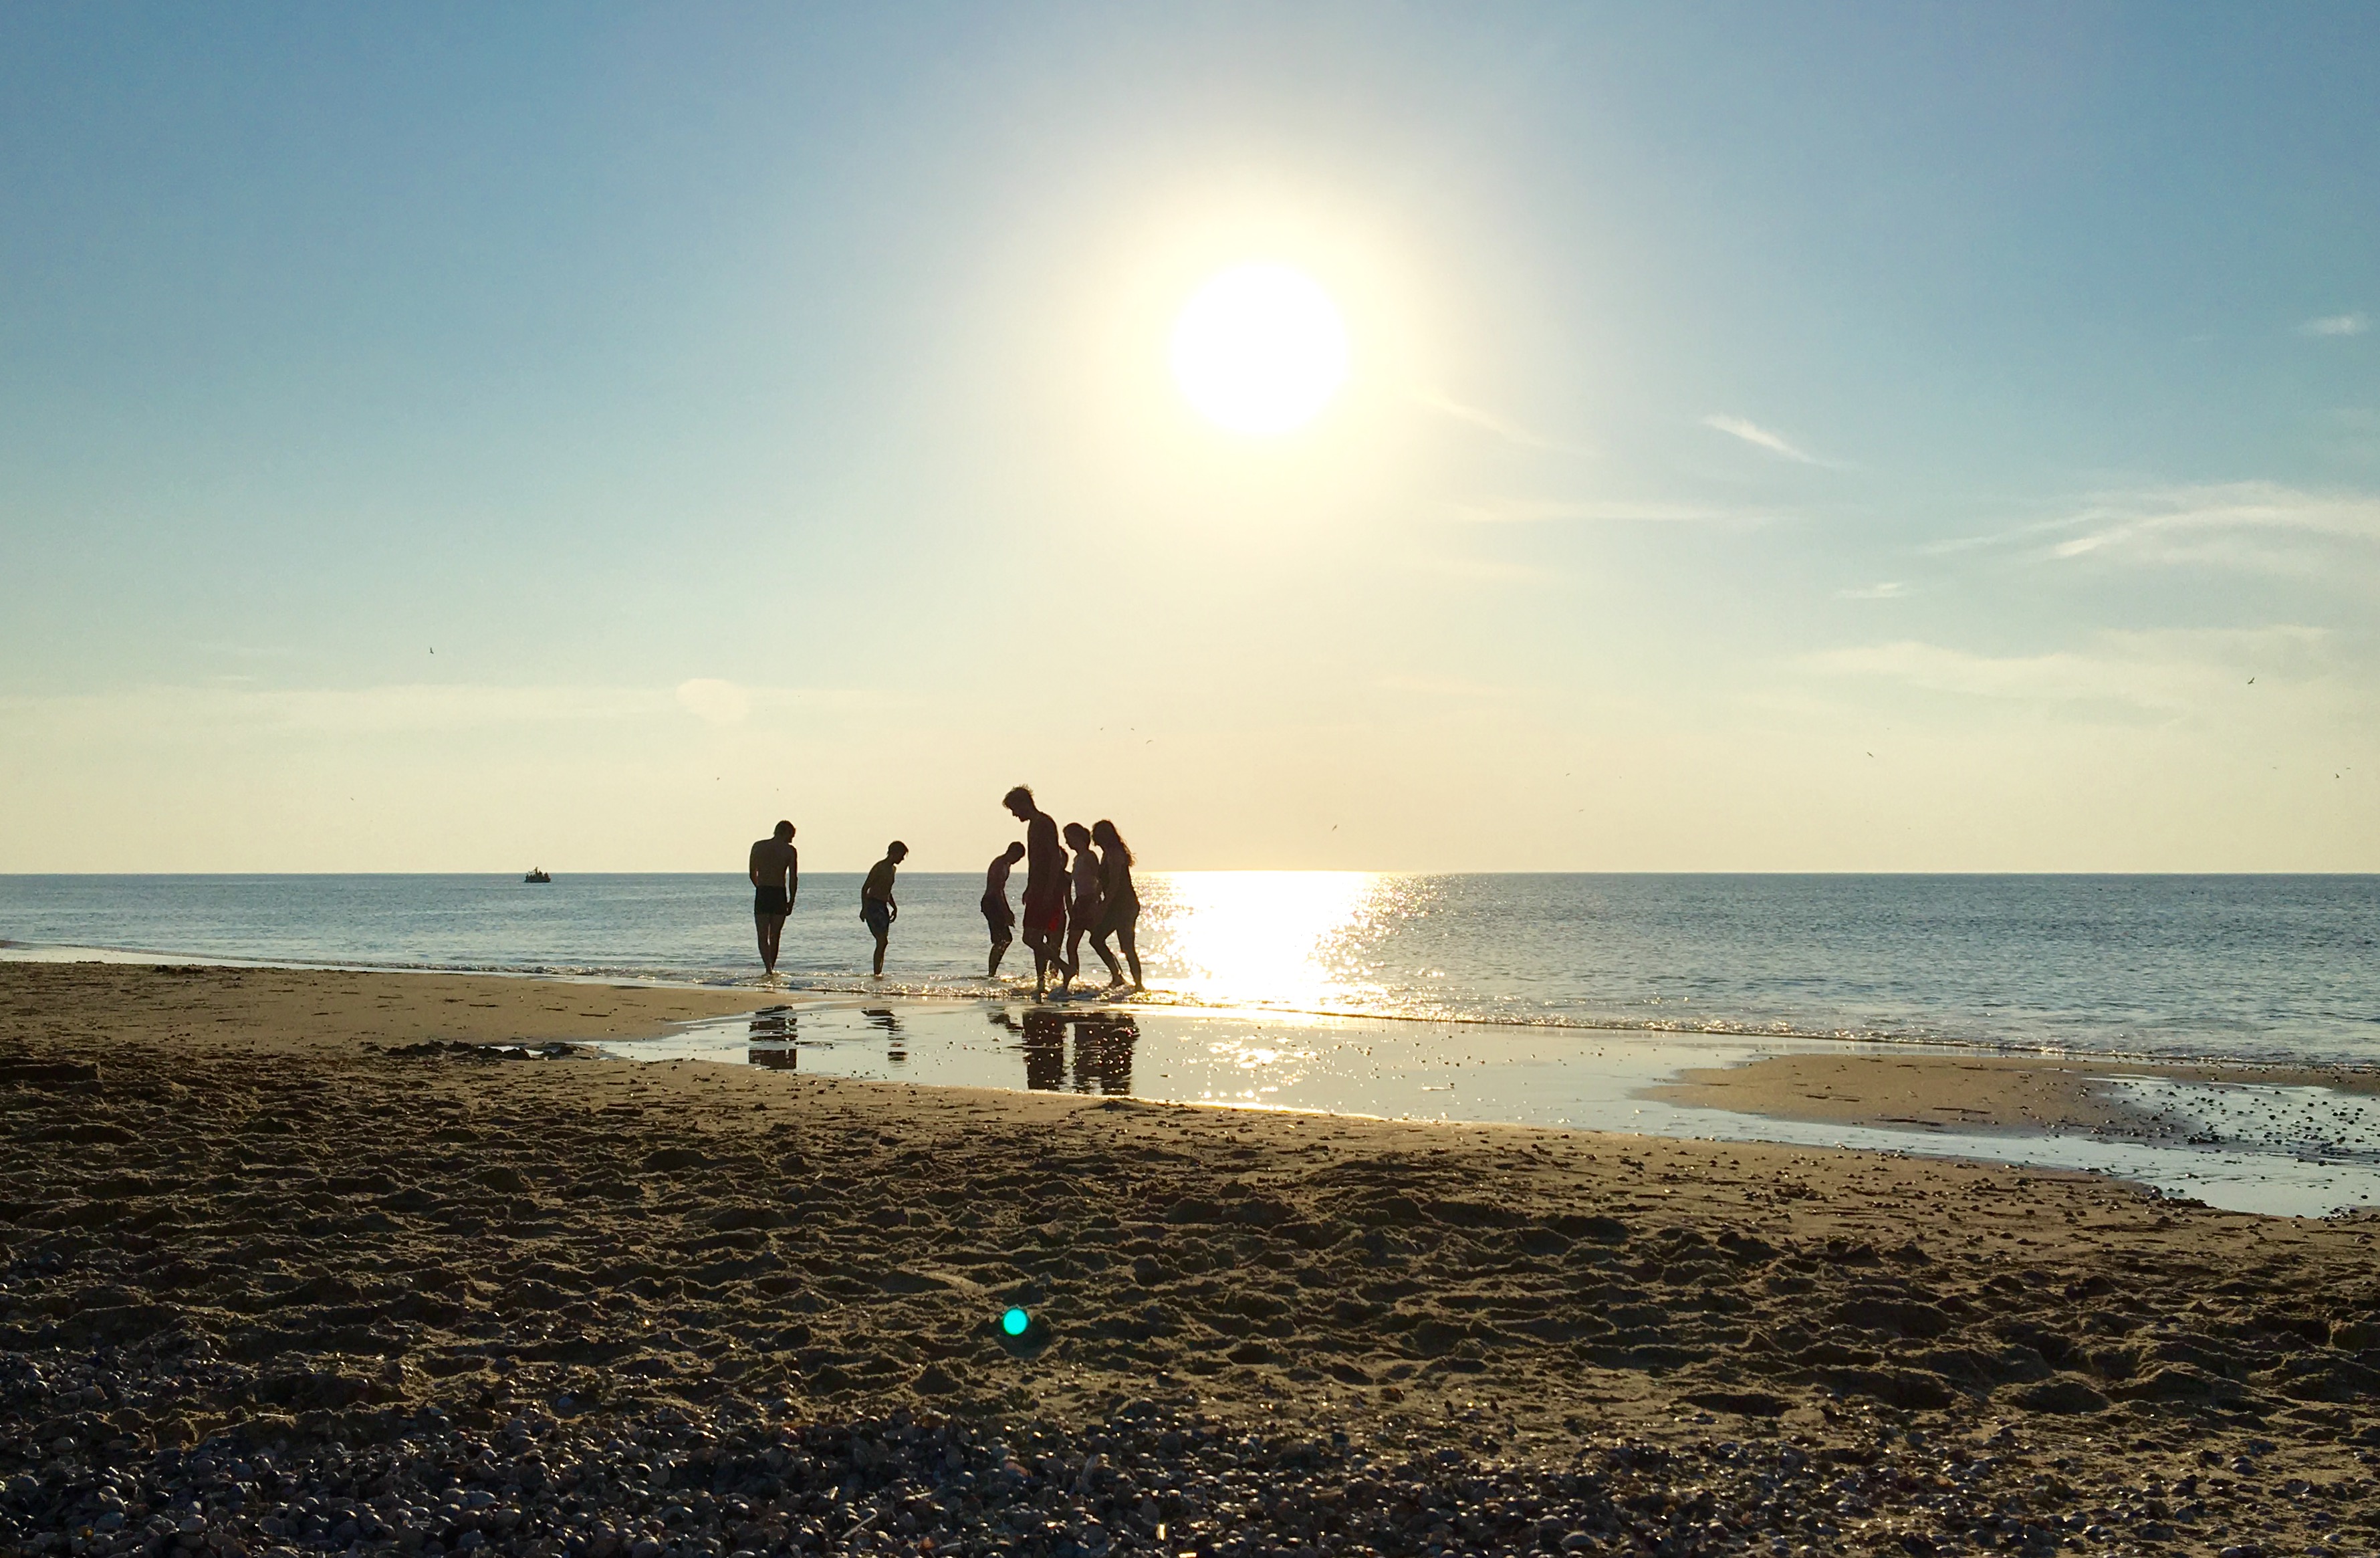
[
  {"xmin": 1803, "ymin": 626, "xmax": 2342, "ymax": 713},
  {"xmin": 1929, "ymin": 482, "xmax": 2380, "ymax": 577},
  {"xmin": 1838, "ymin": 581, "xmax": 1908, "ymax": 600},
  {"xmin": 0, "ymin": 681, "xmax": 869, "ymax": 737},
  {"xmin": 2298, "ymin": 312, "xmax": 2370, "ymax": 338},
  {"xmin": 1447, "ymin": 497, "xmax": 1769, "ymax": 525},
  {"xmin": 1373, "ymin": 673, "xmax": 1519, "ymax": 699},
  {"xmin": 1702, "ymin": 413, "xmax": 1820, "ymax": 463},
  {"xmin": 1409, "ymin": 386, "xmax": 1587, "ymax": 453},
  {"xmin": 675, "ymin": 678, "xmax": 751, "ymax": 724},
  {"xmin": 2046, "ymin": 483, "xmax": 2380, "ymax": 572}
]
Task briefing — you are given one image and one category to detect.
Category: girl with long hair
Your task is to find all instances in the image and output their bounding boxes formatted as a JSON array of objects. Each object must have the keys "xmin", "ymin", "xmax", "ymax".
[
  {"xmin": 1060, "ymin": 822, "xmax": 1120, "ymax": 993},
  {"xmin": 1090, "ymin": 818, "xmax": 1142, "ymax": 991}
]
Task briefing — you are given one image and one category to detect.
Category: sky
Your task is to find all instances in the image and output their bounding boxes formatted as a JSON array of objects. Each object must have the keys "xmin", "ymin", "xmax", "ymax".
[{"xmin": 3, "ymin": 3, "xmax": 2377, "ymax": 873}]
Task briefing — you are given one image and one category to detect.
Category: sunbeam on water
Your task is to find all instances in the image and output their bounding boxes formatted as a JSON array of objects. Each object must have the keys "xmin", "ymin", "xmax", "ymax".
[{"xmin": 1141, "ymin": 871, "xmax": 1413, "ymax": 1011}]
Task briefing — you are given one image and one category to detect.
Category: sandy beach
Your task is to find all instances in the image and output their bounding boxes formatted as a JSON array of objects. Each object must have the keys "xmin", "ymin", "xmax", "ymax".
[{"xmin": 6, "ymin": 962, "xmax": 2380, "ymax": 1558}]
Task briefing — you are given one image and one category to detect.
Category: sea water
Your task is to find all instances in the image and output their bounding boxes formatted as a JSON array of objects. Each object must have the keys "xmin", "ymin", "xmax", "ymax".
[
  {"xmin": 3, "ymin": 872, "xmax": 2375, "ymax": 1062},
  {"xmin": 9, "ymin": 872, "xmax": 2379, "ymax": 1214}
]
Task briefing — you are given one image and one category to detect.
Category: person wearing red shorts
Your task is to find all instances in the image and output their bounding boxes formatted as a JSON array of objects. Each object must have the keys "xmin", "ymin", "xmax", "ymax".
[{"xmin": 1004, "ymin": 784, "xmax": 1068, "ymax": 1000}]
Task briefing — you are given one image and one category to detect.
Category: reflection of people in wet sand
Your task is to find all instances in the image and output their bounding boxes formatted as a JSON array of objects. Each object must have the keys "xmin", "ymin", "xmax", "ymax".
[
  {"xmin": 982, "ymin": 841, "xmax": 1024, "ymax": 980},
  {"xmin": 860, "ymin": 841, "xmax": 907, "ymax": 976},
  {"xmin": 862, "ymin": 1006, "xmax": 907, "ymax": 1061},
  {"xmin": 1003, "ymin": 1008, "xmax": 1138, "ymax": 1093},
  {"xmin": 1003, "ymin": 786, "xmax": 1068, "ymax": 1000},
  {"xmin": 1072, "ymin": 1014, "xmax": 1139, "ymax": 1095},
  {"xmin": 747, "ymin": 821, "xmax": 799, "ymax": 977},
  {"xmin": 746, "ymin": 1005, "xmax": 796, "ymax": 1070},
  {"xmin": 1020, "ymin": 1007, "xmax": 1066, "ymax": 1091},
  {"xmin": 1060, "ymin": 822, "xmax": 1114, "ymax": 993},
  {"xmin": 1090, "ymin": 818, "xmax": 1143, "ymax": 992}
]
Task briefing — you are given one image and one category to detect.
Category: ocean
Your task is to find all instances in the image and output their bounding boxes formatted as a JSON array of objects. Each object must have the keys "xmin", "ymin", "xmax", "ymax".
[{"xmin": 3, "ymin": 871, "xmax": 2375, "ymax": 1063}]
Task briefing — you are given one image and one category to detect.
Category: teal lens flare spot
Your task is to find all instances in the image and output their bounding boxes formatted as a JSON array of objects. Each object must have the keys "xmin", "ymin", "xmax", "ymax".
[{"xmin": 1001, "ymin": 1307, "xmax": 1030, "ymax": 1337}]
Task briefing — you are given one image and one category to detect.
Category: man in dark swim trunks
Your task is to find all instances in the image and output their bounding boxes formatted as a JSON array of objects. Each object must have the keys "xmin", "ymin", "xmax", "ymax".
[
  {"xmin": 860, "ymin": 840, "xmax": 907, "ymax": 977},
  {"xmin": 747, "ymin": 820, "xmax": 799, "ymax": 978},
  {"xmin": 1003, "ymin": 785, "xmax": 1068, "ymax": 1000},
  {"xmin": 983, "ymin": 840, "xmax": 1025, "ymax": 980}
]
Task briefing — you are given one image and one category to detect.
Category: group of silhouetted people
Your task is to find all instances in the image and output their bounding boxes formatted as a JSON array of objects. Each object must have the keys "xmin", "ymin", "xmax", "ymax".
[
  {"xmin": 993, "ymin": 784, "xmax": 1142, "ymax": 1000},
  {"xmin": 743, "ymin": 783, "xmax": 1142, "ymax": 1001}
]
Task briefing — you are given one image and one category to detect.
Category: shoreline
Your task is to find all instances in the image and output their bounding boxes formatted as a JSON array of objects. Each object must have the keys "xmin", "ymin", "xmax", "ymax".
[
  {"xmin": 11, "ymin": 954, "xmax": 2377, "ymax": 1217},
  {"xmin": 10, "ymin": 939, "xmax": 2380, "ymax": 1080},
  {"xmin": 5, "ymin": 960, "xmax": 2380, "ymax": 1556}
]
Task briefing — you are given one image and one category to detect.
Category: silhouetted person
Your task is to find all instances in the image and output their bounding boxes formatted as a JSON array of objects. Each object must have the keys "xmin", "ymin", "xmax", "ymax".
[
  {"xmin": 983, "ymin": 840, "xmax": 1025, "ymax": 980},
  {"xmin": 860, "ymin": 840, "xmax": 907, "ymax": 976},
  {"xmin": 747, "ymin": 820, "xmax": 799, "ymax": 977},
  {"xmin": 1091, "ymin": 818, "xmax": 1143, "ymax": 991},
  {"xmin": 1060, "ymin": 822, "xmax": 1111, "ymax": 994},
  {"xmin": 1004, "ymin": 785, "xmax": 1067, "ymax": 999}
]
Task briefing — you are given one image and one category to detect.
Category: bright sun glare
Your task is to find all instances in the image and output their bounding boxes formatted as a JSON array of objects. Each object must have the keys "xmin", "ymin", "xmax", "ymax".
[{"xmin": 1169, "ymin": 263, "xmax": 1348, "ymax": 436}]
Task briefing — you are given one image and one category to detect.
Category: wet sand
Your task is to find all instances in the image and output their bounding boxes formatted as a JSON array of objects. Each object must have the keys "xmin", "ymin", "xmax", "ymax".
[
  {"xmin": 6, "ymin": 962, "xmax": 2380, "ymax": 1557},
  {"xmin": 1648, "ymin": 1051, "xmax": 2380, "ymax": 1134}
]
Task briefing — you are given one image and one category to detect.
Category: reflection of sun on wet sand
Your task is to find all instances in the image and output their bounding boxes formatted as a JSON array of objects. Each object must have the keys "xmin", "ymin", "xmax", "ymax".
[{"xmin": 5, "ymin": 961, "xmax": 2380, "ymax": 1558}]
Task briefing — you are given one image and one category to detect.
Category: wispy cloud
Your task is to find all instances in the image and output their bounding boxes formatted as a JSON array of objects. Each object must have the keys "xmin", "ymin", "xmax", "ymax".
[
  {"xmin": 1702, "ymin": 414, "xmax": 1819, "ymax": 464},
  {"xmin": 1373, "ymin": 673, "xmax": 1518, "ymax": 699},
  {"xmin": 2298, "ymin": 312, "xmax": 2370, "ymax": 338},
  {"xmin": 1410, "ymin": 387, "xmax": 1586, "ymax": 453},
  {"xmin": 2045, "ymin": 483, "xmax": 2380, "ymax": 572},
  {"xmin": 0, "ymin": 681, "xmax": 866, "ymax": 738},
  {"xmin": 1803, "ymin": 627, "xmax": 2337, "ymax": 713},
  {"xmin": 675, "ymin": 677, "xmax": 751, "ymax": 724},
  {"xmin": 1838, "ymin": 581, "xmax": 1908, "ymax": 600},
  {"xmin": 1447, "ymin": 496, "xmax": 1759, "ymax": 525},
  {"xmin": 1931, "ymin": 481, "xmax": 2380, "ymax": 577}
]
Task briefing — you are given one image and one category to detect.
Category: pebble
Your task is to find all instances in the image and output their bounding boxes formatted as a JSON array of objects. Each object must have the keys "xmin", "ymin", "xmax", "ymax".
[{"xmin": 7, "ymin": 1374, "xmax": 2370, "ymax": 1558}]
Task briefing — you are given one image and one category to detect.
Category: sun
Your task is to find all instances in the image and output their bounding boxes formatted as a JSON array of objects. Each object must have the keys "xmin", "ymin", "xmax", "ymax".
[{"xmin": 1169, "ymin": 263, "xmax": 1348, "ymax": 436}]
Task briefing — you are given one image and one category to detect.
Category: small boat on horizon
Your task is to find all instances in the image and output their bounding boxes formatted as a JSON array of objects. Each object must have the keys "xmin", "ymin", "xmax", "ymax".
[{"xmin": 523, "ymin": 868, "xmax": 552, "ymax": 883}]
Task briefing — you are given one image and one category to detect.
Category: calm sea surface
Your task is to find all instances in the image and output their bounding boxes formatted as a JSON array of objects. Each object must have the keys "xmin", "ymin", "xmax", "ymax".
[{"xmin": 3, "ymin": 873, "xmax": 2376, "ymax": 1063}]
